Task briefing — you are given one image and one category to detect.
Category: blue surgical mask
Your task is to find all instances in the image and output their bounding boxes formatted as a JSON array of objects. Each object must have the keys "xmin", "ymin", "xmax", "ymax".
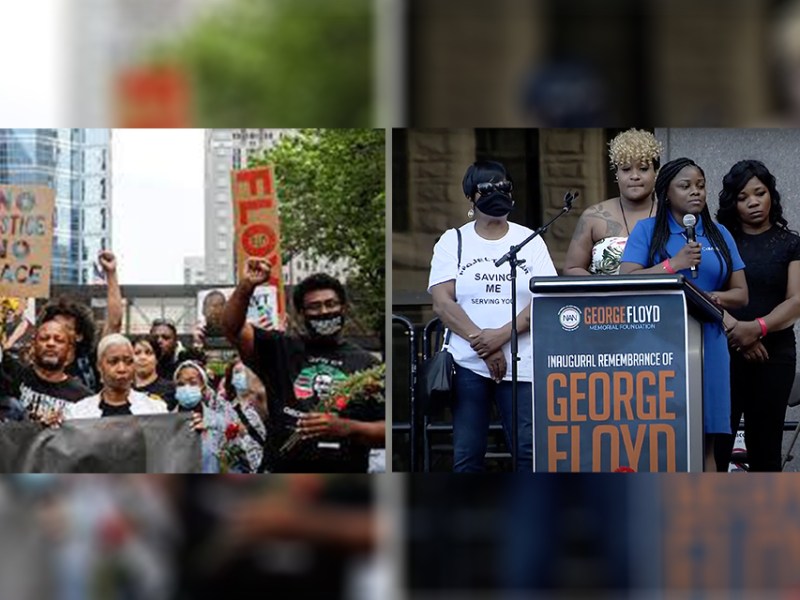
[
  {"xmin": 232, "ymin": 371, "xmax": 248, "ymax": 395},
  {"xmin": 176, "ymin": 385, "xmax": 202, "ymax": 409}
]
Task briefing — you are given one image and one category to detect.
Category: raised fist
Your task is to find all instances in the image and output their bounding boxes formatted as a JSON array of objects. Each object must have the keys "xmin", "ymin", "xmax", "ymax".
[
  {"xmin": 98, "ymin": 250, "xmax": 117, "ymax": 275},
  {"xmin": 243, "ymin": 257, "xmax": 271, "ymax": 287}
]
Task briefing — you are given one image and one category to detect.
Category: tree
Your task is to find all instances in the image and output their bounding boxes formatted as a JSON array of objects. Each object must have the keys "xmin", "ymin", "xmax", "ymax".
[
  {"xmin": 149, "ymin": 0, "xmax": 373, "ymax": 126},
  {"xmin": 250, "ymin": 129, "xmax": 385, "ymax": 334}
]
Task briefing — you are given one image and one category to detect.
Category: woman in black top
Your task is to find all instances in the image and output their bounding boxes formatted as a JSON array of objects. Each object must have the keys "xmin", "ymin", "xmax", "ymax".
[
  {"xmin": 715, "ymin": 160, "xmax": 800, "ymax": 471},
  {"xmin": 132, "ymin": 335, "xmax": 177, "ymax": 411}
]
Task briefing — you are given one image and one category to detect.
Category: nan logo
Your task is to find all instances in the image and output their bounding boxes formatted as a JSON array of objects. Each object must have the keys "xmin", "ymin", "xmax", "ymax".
[{"xmin": 558, "ymin": 305, "xmax": 581, "ymax": 331}]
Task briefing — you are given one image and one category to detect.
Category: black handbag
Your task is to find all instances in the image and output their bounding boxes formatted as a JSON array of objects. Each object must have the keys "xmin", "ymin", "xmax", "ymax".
[
  {"xmin": 421, "ymin": 331, "xmax": 455, "ymax": 416},
  {"xmin": 422, "ymin": 228, "xmax": 461, "ymax": 416}
]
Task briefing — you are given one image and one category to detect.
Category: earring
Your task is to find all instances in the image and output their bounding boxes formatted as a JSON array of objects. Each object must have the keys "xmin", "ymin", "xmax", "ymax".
[{"xmin": 467, "ymin": 208, "xmax": 475, "ymax": 219}]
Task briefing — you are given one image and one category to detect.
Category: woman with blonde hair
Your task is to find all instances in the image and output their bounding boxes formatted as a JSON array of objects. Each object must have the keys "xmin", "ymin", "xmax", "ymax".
[{"xmin": 564, "ymin": 128, "xmax": 662, "ymax": 275}]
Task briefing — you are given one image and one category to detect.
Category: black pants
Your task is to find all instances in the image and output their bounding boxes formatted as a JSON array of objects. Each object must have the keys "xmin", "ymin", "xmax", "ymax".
[{"xmin": 715, "ymin": 354, "xmax": 795, "ymax": 472}]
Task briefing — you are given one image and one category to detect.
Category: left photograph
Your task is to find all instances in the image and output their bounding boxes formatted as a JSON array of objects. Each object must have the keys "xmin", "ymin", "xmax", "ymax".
[{"xmin": 0, "ymin": 128, "xmax": 386, "ymax": 473}]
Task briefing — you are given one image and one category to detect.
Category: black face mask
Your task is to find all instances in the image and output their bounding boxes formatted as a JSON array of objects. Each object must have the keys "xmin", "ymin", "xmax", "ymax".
[
  {"xmin": 475, "ymin": 191, "xmax": 513, "ymax": 217},
  {"xmin": 304, "ymin": 313, "xmax": 345, "ymax": 340}
]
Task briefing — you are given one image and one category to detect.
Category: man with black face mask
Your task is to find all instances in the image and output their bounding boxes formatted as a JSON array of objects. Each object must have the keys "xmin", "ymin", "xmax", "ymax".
[{"xmin": 223, "ymin": 258, "xmax": 384, "ymax": 472}]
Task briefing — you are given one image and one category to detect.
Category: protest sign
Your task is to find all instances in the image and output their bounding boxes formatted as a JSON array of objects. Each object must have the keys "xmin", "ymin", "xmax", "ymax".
[
  {"xmin": 0, "ymin": 186, "xmax": 54, "ymax": 298},
  {"xmin": 197, "ymin": 286, "xmax": 280, "ymax": 377},
  {"xmin": 232, "ymin": 166, "xmax": 285, "ymax": 321}
]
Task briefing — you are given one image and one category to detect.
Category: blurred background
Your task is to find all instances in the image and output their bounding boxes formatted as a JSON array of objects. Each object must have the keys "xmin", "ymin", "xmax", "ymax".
[
  {"xmin": 1, "ymin": 0, "xmax": 381, "ymax": 126},
  {"xmin": 0, "ymin": 474, "xmax": 394, "ymax": 599},
  {"xmin": 406, "ymin": 475, "xmax": 800, "ymax": 598},
  {"xmin": 403, "ymin": 0, "xmax": 800, "ymax": 127},
  {"xmin": 6, "ymin": 0, "xmax": 800, "ymax": 128}
]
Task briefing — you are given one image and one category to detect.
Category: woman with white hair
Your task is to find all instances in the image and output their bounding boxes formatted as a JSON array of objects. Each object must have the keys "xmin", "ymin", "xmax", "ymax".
[{"xmin": 67, "ymin": 334, "xmax": 169, "ymax": 418}]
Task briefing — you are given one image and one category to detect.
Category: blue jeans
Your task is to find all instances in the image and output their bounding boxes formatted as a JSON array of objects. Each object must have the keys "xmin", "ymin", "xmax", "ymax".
[{"xmin": 452, "ymin": 364, "xmax": 533, "ymax": 472}]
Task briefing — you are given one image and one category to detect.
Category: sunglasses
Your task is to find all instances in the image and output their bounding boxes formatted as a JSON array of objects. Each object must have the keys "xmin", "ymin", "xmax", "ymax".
[{"xmin": 477, "ymin": 180, "xmax": 513, "ymax": 195}]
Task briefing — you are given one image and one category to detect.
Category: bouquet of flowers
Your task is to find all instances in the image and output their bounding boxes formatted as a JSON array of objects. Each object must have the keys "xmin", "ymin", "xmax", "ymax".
[
  {"xmin": 280, "ymin": 363, "xmax": 385, "ymax": 455},
  {"xmin": 218, "ymin": 422, "xmax": 250, "ymax": 473}
]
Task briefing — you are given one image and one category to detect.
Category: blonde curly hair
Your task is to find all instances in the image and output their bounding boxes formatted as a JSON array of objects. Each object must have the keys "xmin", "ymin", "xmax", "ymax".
[{"xmin": 608, "ymin": 129, "xmax": 662, "ymax": 171}]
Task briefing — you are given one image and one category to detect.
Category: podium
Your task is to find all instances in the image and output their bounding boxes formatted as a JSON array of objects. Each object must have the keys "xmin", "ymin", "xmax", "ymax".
[{"xmin": 529, "ymin": 275, "xmax": 722, "ymax": 472}]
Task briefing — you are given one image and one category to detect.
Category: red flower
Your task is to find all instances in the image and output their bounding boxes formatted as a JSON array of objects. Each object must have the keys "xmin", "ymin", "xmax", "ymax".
[
  {"xmin": 614, "ymin": 466, "xmax": 636, "ymax": 473},
  {"xmin": 334, "ymin": 395, "xmax": 348, "ymax": 411},
  {"xmin": 225, "ymin": 422, "xmax": 241, "ymax": 440}
]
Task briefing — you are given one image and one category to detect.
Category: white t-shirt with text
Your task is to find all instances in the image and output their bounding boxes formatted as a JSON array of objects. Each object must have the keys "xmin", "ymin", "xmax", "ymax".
[{"xmin": 428, "ymin": 221, "xmax": 557, "ymax": 381}]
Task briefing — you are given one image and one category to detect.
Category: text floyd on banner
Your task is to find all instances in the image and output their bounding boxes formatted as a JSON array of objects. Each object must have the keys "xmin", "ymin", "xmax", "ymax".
[
  {"xmin": 232, "ymin": 166, "xmax": 285, "ymax": 321},
  {"xmin": 531, "ymin": 291, "xmax": 691, "ymax": 472}
]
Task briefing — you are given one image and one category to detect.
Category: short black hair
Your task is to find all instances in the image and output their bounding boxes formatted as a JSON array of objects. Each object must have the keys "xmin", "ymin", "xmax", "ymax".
[
  {"xmin": 293, "ymin": 273, "xmax": 347, "ymax": 312},
  {"xmin": 39, "ymin": 298, "xmax": 96, "ymax": 355},
  {"xmin": 131, "ymin": 334, "xmax": 164, "ymax": 362},
  {"xmin": 202, "ymin": 290, "xmax": 227, "ymax": 313},
  {"xmin": 462, "ymin": 160, "xmax": 510, "ymax": 201},
  {"xmin": 150, "ymin": 318, "xmax": 177, "ymax": 336}
]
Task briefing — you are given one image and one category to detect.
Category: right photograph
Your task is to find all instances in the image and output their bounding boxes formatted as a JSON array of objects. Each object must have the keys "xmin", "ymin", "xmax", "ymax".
[{"xmin": 392, "ymin": 127, "xmax": 800, "ymax": 473}]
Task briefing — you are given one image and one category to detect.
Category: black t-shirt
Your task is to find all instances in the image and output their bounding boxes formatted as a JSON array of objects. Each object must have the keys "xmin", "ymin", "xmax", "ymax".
[
  {"xmin": 0, "ymin": 352, "xmax": 92, "ymax": 417},
  {"xmin": 246, "ymin": 329, "xmax": 382, "ymax": 473},
  {"xmin": 731, "ymin": 225, "xmax": 800, "ymax": 362},
  {"xmin": 99, "ymin": 399, "xmax": 132, "ymax": 417},
  {"xmin": 65, "ymin": 350, "xmax": 101, "ymax": 393},
  {"xmin": 157, "ymin": 346, "xmax": 207, "ymax": 381},
  {"xmin": 134, "ymin": 377, "xmax": 177, "ymax": 412}
]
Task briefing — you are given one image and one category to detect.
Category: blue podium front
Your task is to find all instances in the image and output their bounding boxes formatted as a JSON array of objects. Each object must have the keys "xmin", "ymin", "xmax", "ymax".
[{"xmin": 530, "ymin": 275, "xmax": 717, "ymax": 472}]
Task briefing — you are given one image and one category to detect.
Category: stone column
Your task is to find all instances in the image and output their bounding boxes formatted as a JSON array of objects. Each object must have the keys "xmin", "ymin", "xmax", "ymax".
[
  {"xmin": 392, "ymin": 129, "xmax": 476, "ymax": 294},
  {"xmin": 538, "ymin": 129, "xmax": 607, "ymax": 272}
]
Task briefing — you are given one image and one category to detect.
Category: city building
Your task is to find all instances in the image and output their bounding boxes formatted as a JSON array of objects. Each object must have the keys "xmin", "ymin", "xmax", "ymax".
[
  {"xmin": 0, "ymin": 128, "xmax": 112, "ymax": 284},
  {"xmin": 183, "ymin": 256, "xmax": 206, "ymax": 285},
  {"xmin": 204, "ymin": 128, "xmax": 289, "ymax": 285}
]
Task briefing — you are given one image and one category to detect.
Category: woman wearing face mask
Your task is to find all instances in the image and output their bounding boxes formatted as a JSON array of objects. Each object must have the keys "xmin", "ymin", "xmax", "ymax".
[
  {"xmin": 428, "ymin": 160, "xmax": 558, "ymax": 472},
  {"xmin": 174, "ymin": 360, "xmax": 250, "ymax": 473},
  {"xmin": 174, "ymin": 360, "xmax": 221, "ymax": 473},
  {"xmin": 132, "ymin": 335, "xmax": 177, "ymax": 411},
  {"xmin": 221, "ymin": 359, "xmax": 267, "ymax": 473}
]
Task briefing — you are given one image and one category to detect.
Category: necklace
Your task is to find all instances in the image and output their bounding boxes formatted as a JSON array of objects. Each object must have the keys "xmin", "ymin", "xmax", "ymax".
[{"xmin": 619, "ymin": 197, "xmax": 654, "ymax": 236}]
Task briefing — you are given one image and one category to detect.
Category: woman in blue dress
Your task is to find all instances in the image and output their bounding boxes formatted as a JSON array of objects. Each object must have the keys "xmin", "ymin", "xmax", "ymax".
[{"xmin": 619, "ymin": 157, "xmax": 748, "ymax": 470}]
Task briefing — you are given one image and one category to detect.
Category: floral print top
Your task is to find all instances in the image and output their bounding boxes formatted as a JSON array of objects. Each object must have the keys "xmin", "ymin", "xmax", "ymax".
[{"xmin": 589, "ymin": 237, "xmax": 628, "ymax": 275}]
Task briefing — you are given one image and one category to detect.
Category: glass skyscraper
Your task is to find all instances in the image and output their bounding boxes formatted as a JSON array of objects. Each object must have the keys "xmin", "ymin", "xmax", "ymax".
[{"xmin": 0, "ymin": 129, "xmax": 111, "ymax": 284}]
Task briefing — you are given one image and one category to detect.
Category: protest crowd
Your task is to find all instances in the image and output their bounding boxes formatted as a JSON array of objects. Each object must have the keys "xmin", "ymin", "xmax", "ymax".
[{"xmin": 0, "ymin": 248, "xmax": 386, "ymax": 474}]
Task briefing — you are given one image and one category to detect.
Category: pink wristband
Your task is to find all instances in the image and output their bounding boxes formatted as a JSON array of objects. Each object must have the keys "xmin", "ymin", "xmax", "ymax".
[
  {"xmin": 757, "ymin": 317, "xmax": 768, "ymax": 338},
  {"xmin": 662, "ymin": 259, "xmax": 676, "ymax": 274}
]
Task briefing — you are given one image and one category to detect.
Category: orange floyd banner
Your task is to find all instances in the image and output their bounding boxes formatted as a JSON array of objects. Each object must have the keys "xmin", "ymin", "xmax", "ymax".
[
  {"xmin": 0, "ymin": 186, "xmax": 54, "ymax": 298},
  {"xmin": 114, "ymin": 65, "xmax": 192, "ymax": 128},
  {"xmin": 232, "ymin": 166, "xmax": 285, "ymax": 321}
]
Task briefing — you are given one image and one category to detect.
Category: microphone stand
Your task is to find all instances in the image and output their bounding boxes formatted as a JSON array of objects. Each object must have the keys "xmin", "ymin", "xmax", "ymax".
[{"xmin": 494, "ymin": 191, "xmax": 577, "ymax": 472}]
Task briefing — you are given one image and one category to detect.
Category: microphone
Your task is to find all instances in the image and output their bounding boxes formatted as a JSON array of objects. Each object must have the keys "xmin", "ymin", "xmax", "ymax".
[
  {"xmin": 563, "ymin": 190, "xmax": 579, "ymax": 210},
  {"xmin": 682, "ymin": 214, "xmax": 698, "ymax": 279}
]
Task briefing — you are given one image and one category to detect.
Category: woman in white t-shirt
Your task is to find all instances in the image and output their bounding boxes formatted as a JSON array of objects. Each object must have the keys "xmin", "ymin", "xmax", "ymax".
[{"xmin": 428, "ymin": 160, "xmax": 557, "ymax": 472}]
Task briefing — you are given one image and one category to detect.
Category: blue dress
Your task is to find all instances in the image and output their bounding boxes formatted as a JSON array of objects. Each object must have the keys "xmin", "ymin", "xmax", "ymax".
[{"xmin": 622, "ymin": 213, "xmax": 745, "ymax": 434}]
